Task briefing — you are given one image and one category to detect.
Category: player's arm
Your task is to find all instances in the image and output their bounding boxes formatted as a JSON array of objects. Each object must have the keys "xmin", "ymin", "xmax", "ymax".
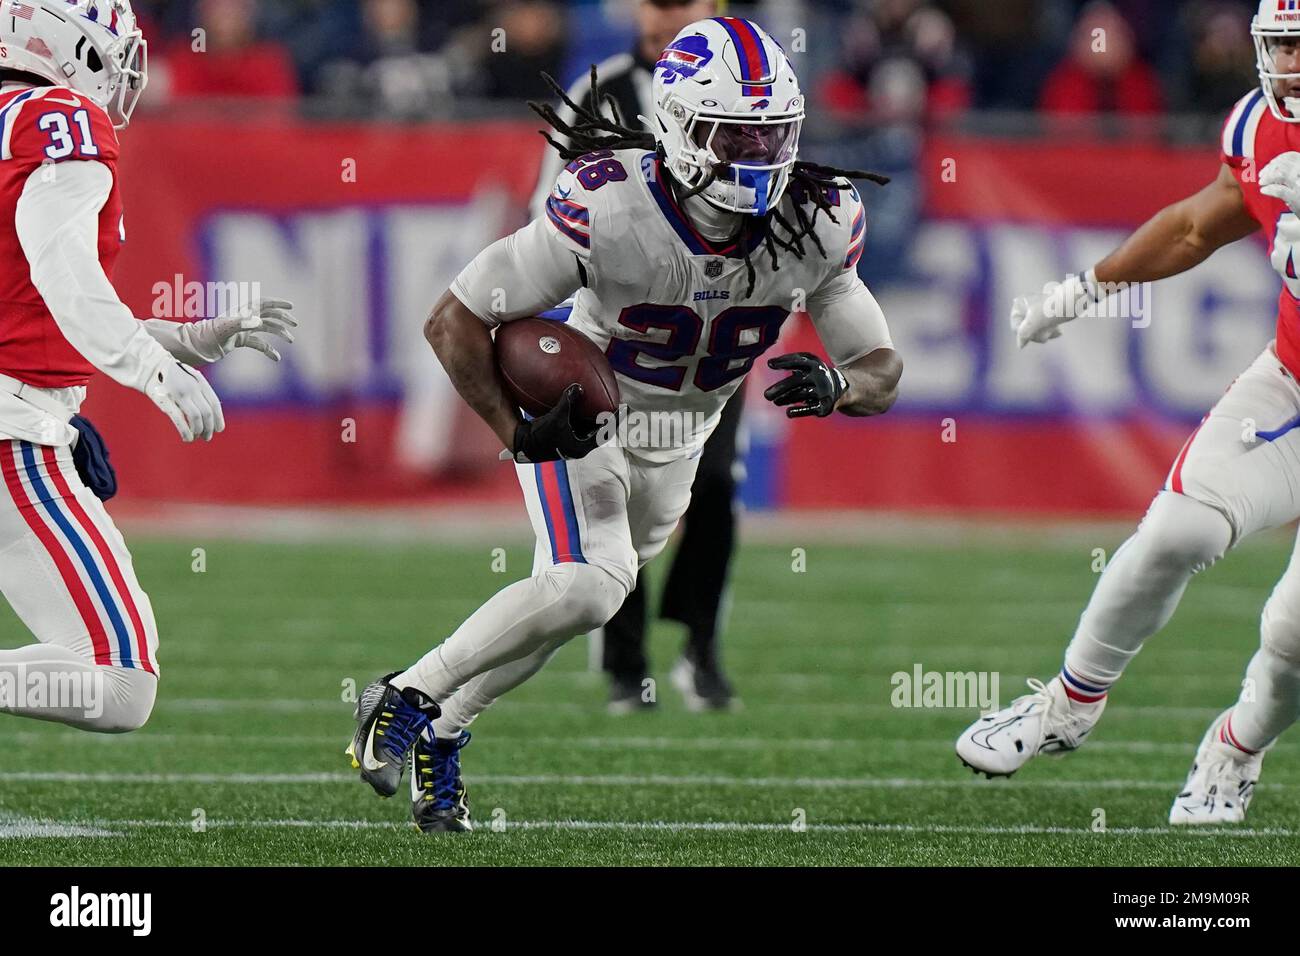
[
  {"xmin": 15, "ymin": 160, "xmax": 223, "ymax": 441},
  {"xmin": 1012, "ymin": 164, "xmax": 1258, "ymax": 348},
  {"xmin": 1095, "ymin": 164, "xmax": 1258, "ymax": 283},
  {"xmin": 426, "ymin": 216, "xmax": 594, "ymax": 461},
  {"xmin": 766, "ymin": 272, "xmax": 901, "ymax": 419}
]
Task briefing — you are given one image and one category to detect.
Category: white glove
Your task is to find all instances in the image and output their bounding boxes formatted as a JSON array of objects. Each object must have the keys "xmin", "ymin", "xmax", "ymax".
[
  {"xmin": 1261, "ymin": 151, "xmax": 1300, "ymax": 216},
  {"xmin": 143, "ymin": 299, "xmax": 297, "ymax": 366},
  {"xmin": 143, "ymin": 358, "xmax": 226, "ymax": 442},
  {"xmin": 1010, "ymin": 271, "xmax": 1104, "ymax": 349}
]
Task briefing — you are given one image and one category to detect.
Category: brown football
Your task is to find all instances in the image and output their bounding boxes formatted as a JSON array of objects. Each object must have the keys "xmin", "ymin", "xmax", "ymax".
[{"xmin": 494, "ymin": 317, "xmax": 620, "ymax": 427}]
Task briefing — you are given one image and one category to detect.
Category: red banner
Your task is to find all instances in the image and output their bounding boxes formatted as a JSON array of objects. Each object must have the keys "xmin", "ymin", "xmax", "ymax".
[{"xmin": 80, "ymin": 118, "xmax": 1268, "ymax": 516}]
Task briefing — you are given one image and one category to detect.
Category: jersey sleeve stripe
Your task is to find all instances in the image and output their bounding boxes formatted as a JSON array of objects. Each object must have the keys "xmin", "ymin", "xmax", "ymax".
[
  {"xmin": 0, "ymin": 89, "xmax": 38, "ymax": 161},
  {"xmin": 1225, "ymin": 90, "xmax": 1265, "ymax": 159},
  {"xmin": 545, "ymin": 199, "xmax": 591, "ymax": 249}
]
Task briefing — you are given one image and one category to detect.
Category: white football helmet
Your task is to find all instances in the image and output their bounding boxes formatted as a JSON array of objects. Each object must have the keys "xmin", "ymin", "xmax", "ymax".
[
  {"xmin": 650, "ymin": 17, "xmax": 804, "ymax": 216},
  {"xmin": 0, "ymin": 0, "xmax": 147, "ymax": 128},
  {"xmin": 1253, "ymin": 0, "xmax": 1300, "ymax": 123}
]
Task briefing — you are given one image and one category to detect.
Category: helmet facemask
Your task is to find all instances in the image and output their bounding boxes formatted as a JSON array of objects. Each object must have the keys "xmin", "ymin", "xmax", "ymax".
[
  {"xmin": 1254, "ymin": 21, "xmax": 1300, "ymax": 123},
  {"xmin": 105, "ymin": 28, "xmax": 148, "ymax": 128},
  {"xmin": 663, "ymin": 99, "xmax": 804, "ymax": 216}
]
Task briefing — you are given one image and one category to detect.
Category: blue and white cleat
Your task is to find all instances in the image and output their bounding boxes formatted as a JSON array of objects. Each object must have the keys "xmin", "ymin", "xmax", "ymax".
[
  {"xmin": 346, "ymin": 674, "xmax": 440, "ymax": 798},
  {"xmin": 411, "ymin": 730, "xmax": 473, "ymax": 833},
  {"xmin": 955, "ymin": 677, "xmax": 1103, "ymax": 778},
  {"xmin": 1169, "ymin": 709, "xmax": 1267, "ymax": 825}
]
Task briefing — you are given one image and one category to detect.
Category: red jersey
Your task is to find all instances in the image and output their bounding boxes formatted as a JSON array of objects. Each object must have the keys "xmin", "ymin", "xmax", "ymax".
[
  {"xmin": 1222, "ymin": 88, "xmax": 1300, "ymax": 376},
  {"xmin": 0, "ymin": 87, "xmax": 123, "ymax": 388}
]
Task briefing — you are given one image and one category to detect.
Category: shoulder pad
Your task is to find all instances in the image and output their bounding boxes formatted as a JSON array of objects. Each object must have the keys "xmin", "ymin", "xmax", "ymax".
[{"xmin": 1, "ymin": 89, "xmax": 119, "ymax": 165}]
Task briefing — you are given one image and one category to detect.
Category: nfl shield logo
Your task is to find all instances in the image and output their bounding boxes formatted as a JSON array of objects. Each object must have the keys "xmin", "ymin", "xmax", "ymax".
[{"xmin": 706, "ymin": 260, "xmax": 724, "ymax": 279}]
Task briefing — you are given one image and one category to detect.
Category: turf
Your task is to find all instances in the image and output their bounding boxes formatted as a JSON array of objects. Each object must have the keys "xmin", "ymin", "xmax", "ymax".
[{"xmin": 1, "ymin": 524, "xmax": 1298, "ymax": 866}]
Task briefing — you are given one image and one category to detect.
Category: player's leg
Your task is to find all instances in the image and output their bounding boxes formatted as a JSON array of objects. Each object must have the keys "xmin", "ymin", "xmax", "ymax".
[
  {"xmin": 395, "ymin": 446, "xmax": 636, "ymax": 700},
  {"xmin": 662, "ymin": 389, "xmax": 743, "ymax": 710},
  {"xmin": 351, "ymin": 443, "xmax": 637, "ymax": 802},
  {"xmin": 958, "ymin": 346, "xmax": 1299, "ymax": 776},
  {"xmin": 405, "ymin": 451, "xmax": 699, "ymax": 832},
  {"xmin": 0, "ymin": 439, "xmax": 158, "ymax": 733},
  {"xmin": 1169, "ymin": 521, "xmax": 1300, "ymax": 823}
]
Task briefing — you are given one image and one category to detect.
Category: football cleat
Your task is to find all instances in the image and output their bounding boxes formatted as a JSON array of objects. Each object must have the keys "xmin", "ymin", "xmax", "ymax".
[
  {"xmin": 671, "ymin": 656, "xmax": 736, "ymax": 712},
  {"xmin": 1169, "ymin": 710, "xmax": 1267, "ymax": 826},
  {"xmin": 345, "ymin": 674, "xmax": 440, "ymax": 798},
  {"xmin": 411, "ymin": 730, "xmax": 473, "ymax": 833},
  {"xmin": 955, "ymin": 677, "xmax": 1104, "ymax": 777}
]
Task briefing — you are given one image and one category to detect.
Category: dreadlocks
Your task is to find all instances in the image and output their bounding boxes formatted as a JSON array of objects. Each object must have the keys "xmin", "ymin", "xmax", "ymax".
[{"xmin": 528, "ymin": 67, "xmax": 890, "ymax": 298}]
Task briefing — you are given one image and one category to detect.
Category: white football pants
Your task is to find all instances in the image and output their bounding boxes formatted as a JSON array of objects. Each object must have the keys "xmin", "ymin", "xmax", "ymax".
[
  {"xmin": 395, "ymin": 442, "xmax": 700, "ymax": 735},
  {"xmin": 0, "ymin": 437, "xmax": 158, "ymax": 732},
  {"xmin": 1065, "ymin": 344, "xmax": 1300, "ymax": 750}
]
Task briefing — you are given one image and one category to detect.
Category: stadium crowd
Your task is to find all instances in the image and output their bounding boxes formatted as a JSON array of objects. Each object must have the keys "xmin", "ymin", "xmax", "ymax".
[{"xmin": 133, "ymin": 0, "xmax": 1263, "ymax": 122}]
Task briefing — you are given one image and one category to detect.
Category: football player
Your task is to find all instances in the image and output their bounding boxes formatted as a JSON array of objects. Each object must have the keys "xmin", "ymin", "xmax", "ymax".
[
  {"xmin": 347, "ymin": 17, "xmax": 903, "ymax": 832},
  {"xmin": 529, "ymin": 0, "xmax": 744, "ymax": 715},
  {"xmin": 957, "ymin": 0, "xmax": 1300, "ymax": 824},
  {"xmin": 0, "ymin": 1, "xmax": 295, "ymax": 733}
]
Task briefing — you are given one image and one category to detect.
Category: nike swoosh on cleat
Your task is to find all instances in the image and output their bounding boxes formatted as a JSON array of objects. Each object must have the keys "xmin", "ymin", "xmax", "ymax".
[
  {"xmin": 360, "ymin": 724, "xmax": 388, "ymax": 772},
  {"xmin": 969, "ymin": 714, "xmax": 1022, "ymax": 751}
]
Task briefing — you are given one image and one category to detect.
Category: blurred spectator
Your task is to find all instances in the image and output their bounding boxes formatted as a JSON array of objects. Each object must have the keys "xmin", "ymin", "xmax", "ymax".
[
  {"xmin": 165, "ymin": 0, "xmax": 300, "ymax": 99},
  {"xmin": 1185, "ymin": 2, "xmax": 1257, "ymax": 115},
  {"xmin": 477, "ymin": 1, "xmax": 567, "ymax": 100},
  {"xmin": 820, "ymin": 0, "xmax": 972, "ymax": 122},
  {"xmin": 1039, "ymin": 1, "xmax": 1163, "ymax": 116},
  {"xmin": 313, "ymin": 0, "xmax": 456, "ymax": 117},
  {"xmin": 942, "ymin": 0, "xmax": 1055, "ymax": 110}
]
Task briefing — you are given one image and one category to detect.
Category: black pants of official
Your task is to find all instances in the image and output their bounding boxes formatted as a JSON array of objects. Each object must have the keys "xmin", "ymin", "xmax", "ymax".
[{"xmin": 602, "ymin": 387, "xmax": 744, "ymax": 681}]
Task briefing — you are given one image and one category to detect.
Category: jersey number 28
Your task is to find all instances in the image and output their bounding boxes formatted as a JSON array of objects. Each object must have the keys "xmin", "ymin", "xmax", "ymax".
[{"xmin": 607, "ymin": 304, "xmax": 787, "ymax": 392}]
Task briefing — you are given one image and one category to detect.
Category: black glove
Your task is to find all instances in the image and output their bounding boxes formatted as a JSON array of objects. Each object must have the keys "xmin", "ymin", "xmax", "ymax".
[
  {"xmin": 763, "ymin": 352, "xmax": 848, "ymax": 418},
  {"xmin": 511, "ymin": 384, "xmax": 600, "ymax": 463}
]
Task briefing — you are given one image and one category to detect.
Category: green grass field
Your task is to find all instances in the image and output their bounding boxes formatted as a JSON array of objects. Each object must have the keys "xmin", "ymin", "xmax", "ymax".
[{"xmin": 1, "ymin": 519, "xmax": 1298, "ymax": 866}]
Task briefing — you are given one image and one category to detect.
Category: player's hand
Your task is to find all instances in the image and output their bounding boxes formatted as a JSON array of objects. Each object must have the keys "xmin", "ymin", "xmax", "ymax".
[
  {"xmin": 511, "ymin": 384, "xmax": 599, "ymax": 463},
  {"xmin": 203, "ymin": 299, "xmax": 298, "ymax": 362},
  {"xmin": 764, "ymin": 352, "xmax": 848, "ymax": 418},
  {"xmin": 1261, "ymin": 151, "xmax": 1300, "ymax": 216},
  {"xmin": 1010, "ymin": 273, "xmax": 1098, "ymax": 349},
  {"xmin": 144, "ymin": 358, "xmax": 225, "ymax": 442}
]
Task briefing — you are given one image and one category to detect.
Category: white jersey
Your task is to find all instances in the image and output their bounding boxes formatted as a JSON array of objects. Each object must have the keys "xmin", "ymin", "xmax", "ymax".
[{"xmin": 452, "ymin": 147, "xmax": 893, "ymax": 462}]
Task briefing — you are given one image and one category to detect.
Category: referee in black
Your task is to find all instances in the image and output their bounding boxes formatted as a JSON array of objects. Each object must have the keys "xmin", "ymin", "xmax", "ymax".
[{"xmin": 529, "ymin": 0, "xmax": 742, "ymax": 713}]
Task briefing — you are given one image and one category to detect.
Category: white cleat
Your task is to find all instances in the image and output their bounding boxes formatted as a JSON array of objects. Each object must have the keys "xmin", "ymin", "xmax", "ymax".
[
  {"xmin": 1169, "ymin": 710, "xmax": 1265, "ymax": 826},
  {"xmin": 955, "ymin": 677, "xmax": 1104, "ymax": 777}
]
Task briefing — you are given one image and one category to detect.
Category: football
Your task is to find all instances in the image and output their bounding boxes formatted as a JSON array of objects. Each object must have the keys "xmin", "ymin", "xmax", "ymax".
[{"xmin": 494, "ymin": 317, "xmax": 620, "ymax": 427}]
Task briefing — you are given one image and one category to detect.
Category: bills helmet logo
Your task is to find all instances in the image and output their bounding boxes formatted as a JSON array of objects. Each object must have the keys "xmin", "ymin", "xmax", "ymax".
[
  {"xmin": 656, "ymin": 35, "xmax": 714, "ymax": 85},
  {"xmin": 750, "ymin": 99, "xmax": 771, "ymax": 110}
]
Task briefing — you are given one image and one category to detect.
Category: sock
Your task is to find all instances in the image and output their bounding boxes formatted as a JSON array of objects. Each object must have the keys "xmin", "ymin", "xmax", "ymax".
[{"xmin": 1058, "ymin": 663, "xmax": 1111, "ymax": 708}]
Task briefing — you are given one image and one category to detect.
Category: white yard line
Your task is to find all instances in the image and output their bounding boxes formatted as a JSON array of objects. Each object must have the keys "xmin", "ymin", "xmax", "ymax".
[
  {"xmin": 0, "ymin": 814, "xmax": 120, "ymax": 839},
  {"xmin": 6, "ymin": 770, "xmax": 1299, "ymax": 791},
  {"xmin": 16, "ymin": 729, "xmax": 1294, "ymax": 757},
  {"xmin": 53, "ymin": 817, "xmax": 1300, "ymax": 839},
  {"xmin": 155, "ymin": 696, "xmax": 1233, "ymax": 720}
]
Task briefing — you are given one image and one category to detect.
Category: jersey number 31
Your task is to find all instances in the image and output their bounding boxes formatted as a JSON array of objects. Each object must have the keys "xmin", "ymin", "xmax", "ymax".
[{"xmin": 39, "ymin": 109, "xmax": 100, "ymax": 161}]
